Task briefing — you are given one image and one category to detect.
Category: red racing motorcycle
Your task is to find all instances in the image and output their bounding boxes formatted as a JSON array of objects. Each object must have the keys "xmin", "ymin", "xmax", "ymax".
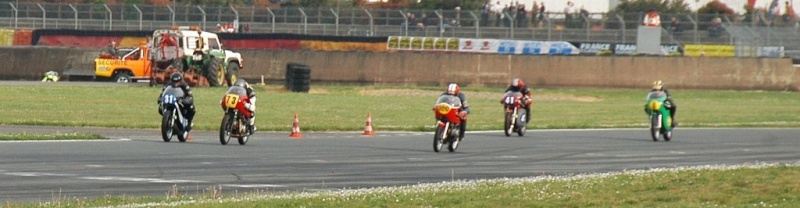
[
  {"xmin": 432, "ymin": 94, "xmax": 465, "ymax": 152},
  {"xmin": 219, "ymin": 86, "xmax": 252, "ymax": 145},
  {"xmin": 501, "ymin": 91, "xmax": 529, "ymax": 137}
]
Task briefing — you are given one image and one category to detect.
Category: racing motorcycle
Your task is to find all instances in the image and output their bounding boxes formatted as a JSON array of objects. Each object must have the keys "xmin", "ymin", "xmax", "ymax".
[
  {"xmin": 160, "ymin": 86, "xmax": 190, "ymax": 142},
  {"xmin": 644, "ymin": 91, "xmax": 674, "ymax": 142},
  {"xmin": 219, "ymin": 86, "xmax": 251, "ymax": 145},
  {"xmin": 502, "ymin": 91, "xmax": 528, "ymax": 137},
  {"xmin": 432, "ymin": 94, "xmax": 465, "ymax": 152}
]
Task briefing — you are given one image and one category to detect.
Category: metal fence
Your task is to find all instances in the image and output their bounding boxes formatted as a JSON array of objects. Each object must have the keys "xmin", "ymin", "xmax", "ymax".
[{"xmin": 2, "ymin": 2, "xmax": 800, "ymax": 57}]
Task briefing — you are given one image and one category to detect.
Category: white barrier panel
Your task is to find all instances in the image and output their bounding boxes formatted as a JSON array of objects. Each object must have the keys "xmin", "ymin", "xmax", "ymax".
[{"xmin": 389, "ymin": 36, "xmax": 579, "ymax": 55}]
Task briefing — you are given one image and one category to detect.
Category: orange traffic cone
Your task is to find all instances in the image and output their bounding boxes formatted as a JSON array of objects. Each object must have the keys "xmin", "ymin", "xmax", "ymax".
[
  {"xmin": 362, "ymin": 113, "xmax": 374, "ymax": 136},
  {"xmin": 290, "ymin": 113, "xmax": 302, "ymax": 138}
]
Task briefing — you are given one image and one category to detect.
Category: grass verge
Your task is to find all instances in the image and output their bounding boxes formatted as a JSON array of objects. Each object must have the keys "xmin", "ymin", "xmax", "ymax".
[
  {"xmin": 0, "ymin": 84, "xmax": 798, "ymax": 131},
  {"xmin": 0, "ymin": 132, "xmax": 105, "ymax": 141},
  {"xmin": 5, "ymin": 163, "xmax": 799, "ymax": 207}
]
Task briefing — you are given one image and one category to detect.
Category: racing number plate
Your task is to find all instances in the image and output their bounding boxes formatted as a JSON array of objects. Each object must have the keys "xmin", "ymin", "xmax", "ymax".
[
  {"xmin": 436, "ymin": 103, "xmax": 451, "ymax": 115},
  {"xmin": 224, "ymin": 94, "xmax": 239, "ymax": 109}
]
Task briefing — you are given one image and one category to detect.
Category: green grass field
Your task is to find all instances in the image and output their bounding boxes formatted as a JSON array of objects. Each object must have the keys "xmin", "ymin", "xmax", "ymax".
[{"xmin": 0, "ymin": 84, "xmax": 799, "ymax": 131}]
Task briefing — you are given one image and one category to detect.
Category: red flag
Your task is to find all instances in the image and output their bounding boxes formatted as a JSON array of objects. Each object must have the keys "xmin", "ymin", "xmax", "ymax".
[{"xmin": 749, "ymin": 0, "xmax": 757, "ymax": 9}]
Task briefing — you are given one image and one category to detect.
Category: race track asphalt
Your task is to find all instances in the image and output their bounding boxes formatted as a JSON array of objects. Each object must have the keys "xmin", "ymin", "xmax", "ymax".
[{"xmin": 1, "ymin": 125, "xmax": 799, "ymax": 203}]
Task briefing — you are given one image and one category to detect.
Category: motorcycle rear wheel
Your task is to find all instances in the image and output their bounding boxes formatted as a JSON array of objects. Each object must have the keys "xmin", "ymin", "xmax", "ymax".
[
  {"xmin": 237, "ymin": 117, "xmax": 249, "ymax": 145},
  {"xmin": 447, "ymin": 135, "xmax": 459, "ymax": 152},
  {"xmin": 433, "ymin": 125, "xmax": 445, "ymax": 152},
  {"xmin": 517, "ymin": 110, "xmax": 527, "ymax": 137},
  {"xmin": 220, "ymin": 113, "xmax": 233, "ymax": 145},
  {"xmin": 161, "ymin": 111, "xmax": 173, "ymax": 142},
  {"xmin": 663, "ymin": 129, "xmax": 672, "ymax": 141}
]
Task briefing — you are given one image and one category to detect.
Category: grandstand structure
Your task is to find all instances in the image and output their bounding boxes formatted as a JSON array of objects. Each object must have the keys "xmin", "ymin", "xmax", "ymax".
[{"xmin": 1, "ymin": 2, "xmax": 799, "ymax": 58}]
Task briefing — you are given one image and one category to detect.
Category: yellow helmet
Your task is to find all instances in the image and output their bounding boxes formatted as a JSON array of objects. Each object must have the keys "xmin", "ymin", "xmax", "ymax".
[{"xmin": 652, "ymin": 80, "xmax": 663, "ymax": 91}]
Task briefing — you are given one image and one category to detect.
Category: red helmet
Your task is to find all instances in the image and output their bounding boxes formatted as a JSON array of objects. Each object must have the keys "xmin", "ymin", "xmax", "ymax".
[
  {"xmin": 511, "ymin": 78, "xmax": 523, "ymax": 87},
  {"xmin": 446, "ymin": 83, "xmax": 460, "ymax": 95}
]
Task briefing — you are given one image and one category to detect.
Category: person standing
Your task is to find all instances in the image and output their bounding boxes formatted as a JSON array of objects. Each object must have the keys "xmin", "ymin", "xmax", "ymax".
[
  {"xmin": 492, "ymin": 1, "xmax": 503, "ymax": 27},
  {"xmin": 564, "ymin": 1, "xmax": 574, "ymax": 28},
  {"xmin": 538, "ymin": 2, "xmax": 546, "ymax": 27},
  {"xmin": 481, "ymin": 0, "xmax": 491, "ymax": 26}
]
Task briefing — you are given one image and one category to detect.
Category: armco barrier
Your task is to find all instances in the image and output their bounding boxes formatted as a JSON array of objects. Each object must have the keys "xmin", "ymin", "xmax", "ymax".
[{"xmin": 0, "ymin": 47, "xmax": 797, "ymax": 91}]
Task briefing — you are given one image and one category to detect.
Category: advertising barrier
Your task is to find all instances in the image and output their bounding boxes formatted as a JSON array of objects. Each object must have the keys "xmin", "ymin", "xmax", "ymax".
[
  {"xmin": 684, "ymin": 44, "xmax": 735, "ymax": 57},
  {"xmin": 388, "ymin": 36, "xmax": 580, "ymax": 55},
  {"xmin": 577, "ymin": 42, "xmax": 684, "ymax": 56},
  {"xmin": 757, "ymin": 46, "xmax": 785, "ymax": 58}
]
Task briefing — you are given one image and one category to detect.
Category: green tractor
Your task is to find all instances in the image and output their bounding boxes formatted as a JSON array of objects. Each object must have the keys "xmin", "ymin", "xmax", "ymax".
[{"xmin": 150, "ymin": 26, "xmax": 242, "ymax": 86}]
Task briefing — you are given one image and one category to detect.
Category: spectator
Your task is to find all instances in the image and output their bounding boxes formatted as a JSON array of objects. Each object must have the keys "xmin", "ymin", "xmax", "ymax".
[
  {"xmin": 481, "ymin": 0, "xmax": 491, "ymax": 26},
  {"xmin": 225, "ymin": 22, "xmax": 235, "ymax": 33},
  {"xmin": 531, "ymin": 1, "xmax": 539, "ymax": 27},
  {"xmin": 216, "ymin": 23, "xmax": 225, "ymax": 33},
  {"xmin": 538, "ymin": 2, "xmax": 546, "ymax": 27},
  {"xmin": 401, "ymin": 13, "xmax": 416, "ymax": 32},
  {"xmin": 419, "ymin": 13, "xmax": 428, "ymax": 30},
  {"xmin": 564, "ymin": 1, "xmax": 574, "ymax": 28},
  {"xmin": 783, "ymin": 1, "xmax": 798, "ymax": 23},
  {"xmin": 708, "ymin": 17, "xmax": 725, "ymax": 38},
  {"xmin": 579, "ymin": 6, "xmax": 589, "ymax": 28},
  {"xmin": 668, "ymin": 17, "xmax": 683, "ymax": 35},
  {"xmin": 517, "ymin": 3, "xmax": 527, "ymax": 28},
  {"xmin": 768, "ymin": 0, "xmax": 780, "ymax": 21},
  {"xmin": 492, "ymin": 1, "xmax": 503, "ymax": 27}
]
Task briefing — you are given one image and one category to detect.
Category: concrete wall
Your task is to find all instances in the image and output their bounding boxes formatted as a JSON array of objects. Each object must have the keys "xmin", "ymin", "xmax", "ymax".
[{"xmin": 2, "ymin": 47, "xmax": 798, "ymax": 91}]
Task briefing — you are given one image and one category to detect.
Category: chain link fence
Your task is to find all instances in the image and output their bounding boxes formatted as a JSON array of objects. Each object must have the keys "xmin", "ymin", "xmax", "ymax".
[{"xmin": 2, "ymin": 2, "xmax": 800, "ymax": 57}]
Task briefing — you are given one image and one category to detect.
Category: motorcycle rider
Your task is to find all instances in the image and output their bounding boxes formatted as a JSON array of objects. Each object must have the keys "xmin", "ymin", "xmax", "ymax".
[
  {"xmin": 651, "ymin": 80, "xmax": 677, "ymax": 126},
  {"xmin": 505, "ymin": 78, "xmax": 532, "ymax": 122},
  {"xmin": 158, "ymin": 72, "xmax": 196, "ymax": 131},
  {"xmin": 232, "ymin": 79, "xmax": 257, "ymax": 135},
  {"xmin": 443, "ymin": 83, "xmax": 470, "ymax": 140}
]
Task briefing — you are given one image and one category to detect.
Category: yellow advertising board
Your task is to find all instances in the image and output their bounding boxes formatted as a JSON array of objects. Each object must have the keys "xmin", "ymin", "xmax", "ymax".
[
  {"xmin": 684, "ymin": 44, "xmax": 735, "ymax": 57},
  {"xmin": 387, "ymin": 36, "xmax": 399, "ymax": 49}
]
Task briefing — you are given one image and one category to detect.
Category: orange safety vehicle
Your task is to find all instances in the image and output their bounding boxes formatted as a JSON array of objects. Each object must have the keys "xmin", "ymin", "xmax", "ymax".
[{"xmin": 94, "ymin": 43, "xmax": 153, "ymax": 83}]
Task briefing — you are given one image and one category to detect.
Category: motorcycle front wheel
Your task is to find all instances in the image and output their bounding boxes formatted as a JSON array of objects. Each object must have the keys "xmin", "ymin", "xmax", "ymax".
[
  {"xmin": 504, "ymin": 111, "xmax": 514, "ymax": 137},
  {"xmin": 220, "ymin": 113, "xmax": 233, "ymax": 145},
  {"xmin": 433, "ymin": 125, "xmax": 445, "ymax": 152},
  {"xmin": 161, "ymin": 110, "xmax": 174, "ymax": 142},
  {"xmin": 650, "ymin": 114, "xmax": 661, "ymax": 142}
]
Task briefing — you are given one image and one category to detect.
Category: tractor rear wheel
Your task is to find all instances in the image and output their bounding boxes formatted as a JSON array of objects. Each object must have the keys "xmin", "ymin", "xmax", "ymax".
[
  {"xmin": 206, "ymin": 58, "xmax": 223, "ymax": 87},
  {"xmin": 225, "ymin": 63, "xmax": 239, "ymax": 86}
]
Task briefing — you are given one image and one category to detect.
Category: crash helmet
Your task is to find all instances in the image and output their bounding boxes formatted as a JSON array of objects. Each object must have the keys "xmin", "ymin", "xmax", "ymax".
[
  {"xmin": 170, "ymin": 72, "xmax": 182, "ymax": 85},
  {"xmin": 511, "ymin": 78, "xmax": 522, "ymax": 87},
  {"xmin": 446, "ymin": 83, "xmax": 460, "ymax": 95},
  {"xmin": 234, "ymin": 78, "xmax": 248, "ymax": 88},
  {"xmin": 653, "ymin": 80, "xmax": 663, "ymax": 91}
]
